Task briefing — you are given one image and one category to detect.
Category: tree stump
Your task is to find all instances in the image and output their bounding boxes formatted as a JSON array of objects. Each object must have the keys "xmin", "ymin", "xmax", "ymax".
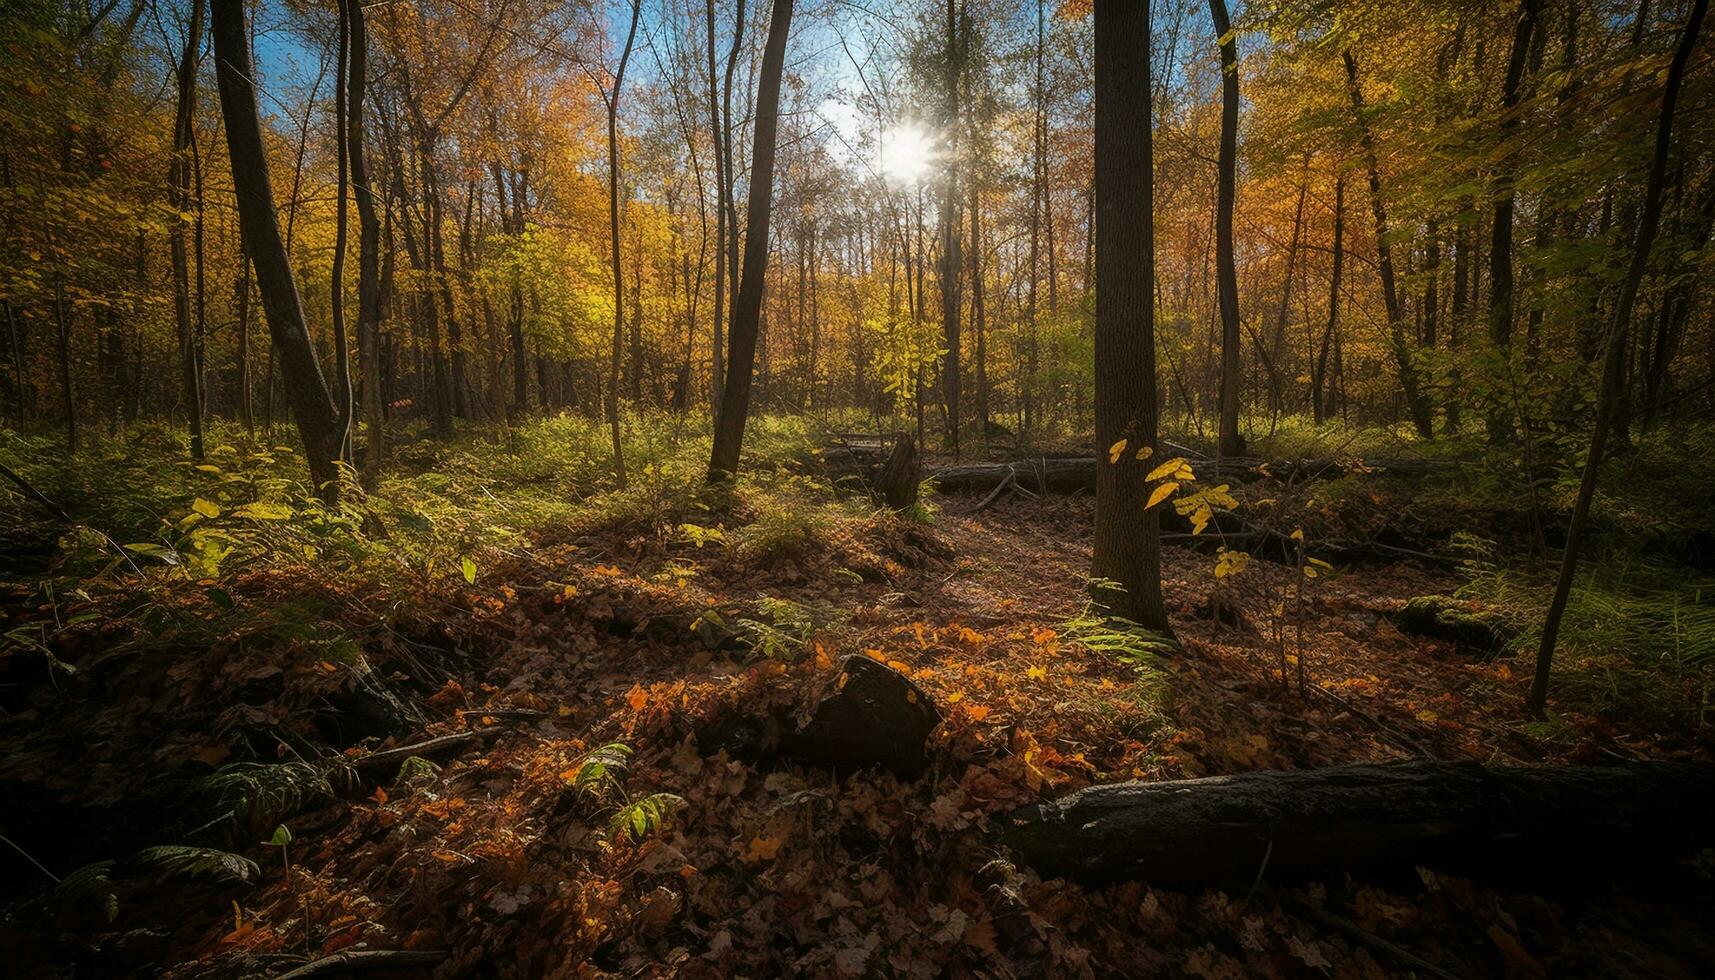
[
  {"xmin": 784, "ymin": 656, "xmax": 940, "ymax": 778},
  {"xmin": 873, "ymin": 433, "xmax": 920, "ymax": 511}
]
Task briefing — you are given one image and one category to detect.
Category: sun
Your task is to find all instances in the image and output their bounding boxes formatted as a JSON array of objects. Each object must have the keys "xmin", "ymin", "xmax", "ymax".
[{"xmin": 879, "ymin": 124, "xmax": 935, "ymax": 184}]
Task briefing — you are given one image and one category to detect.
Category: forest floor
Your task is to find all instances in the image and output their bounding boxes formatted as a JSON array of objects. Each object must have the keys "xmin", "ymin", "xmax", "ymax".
[{"xmin": 2, "ymin": 417, "xmax": 1714, "ymax": 977}]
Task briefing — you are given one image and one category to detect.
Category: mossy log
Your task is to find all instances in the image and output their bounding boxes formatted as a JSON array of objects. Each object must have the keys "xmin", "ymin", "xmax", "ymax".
[
  {"xmin": 1393, "ymin": 595, "xmax": 1513, "ymax": 656},
  {"xmin": 1001, "ymin": 760, "xmax": 1715, "ymax": 887}
]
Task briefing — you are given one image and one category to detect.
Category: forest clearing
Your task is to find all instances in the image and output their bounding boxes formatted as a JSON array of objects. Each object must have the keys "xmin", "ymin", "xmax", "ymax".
[{"xmin": 3, "ymin": 0, "xmax": 1715, "ymax": 976}]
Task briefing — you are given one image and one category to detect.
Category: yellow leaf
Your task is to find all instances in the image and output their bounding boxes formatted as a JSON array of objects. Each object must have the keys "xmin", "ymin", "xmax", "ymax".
[
  {"xmin": 1107, "ymin": 439, "xmax": 1127, "ymax": 464},
  {"xmin": 1146, "ymin": 481, "xmax": 1179, "ymax": 510},
  {"xmin": 1146, "ymin": 457, "xmax": 1187, "ymax": 482},
  {"xmin": 191, "ymin": 497, "xmax": 221, "ymax": 518},
  {"xmin": 1134, "ymin": 445, "xmax": 1154, "ymax": 461},
  {"xmin": 1290, "ymin": 528, "xmax": 1305, "ymax": 541},
  {"xmin": 1026, "ymin": 665, "xmax": 1046, "ymax": 680},
  {"xmin": 741, "ymin": 834, "xmax": 783, "ymax": 863}
]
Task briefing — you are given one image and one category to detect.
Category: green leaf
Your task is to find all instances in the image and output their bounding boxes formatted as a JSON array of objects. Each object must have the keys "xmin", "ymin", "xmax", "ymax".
[
  {"xmin": 265, "ymin": 824, "xmax": 292, "ymax": 847},
  {"xmin": 460, "ymin": 556, "xmax": 478, "ymax": 584}
]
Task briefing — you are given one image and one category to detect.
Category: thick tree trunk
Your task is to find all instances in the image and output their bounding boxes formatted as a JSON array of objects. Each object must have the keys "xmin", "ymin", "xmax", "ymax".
[
  {"xmin": 211, "ymin": 0, "xmax": 343, "ymax": 500},
  {"xmin": 708, "ymin": 0, "xmax": 794, "ymax": 481},
  {"xmin": 1002, "ymin": 760, "xmax": 1715, "ymax": 887},
  {"xmin": 1209, "ymin": 0, "xmax": 1244, "ymax": 457},
  {"xmin": 1090, "ymin": 0, "xmax": 1167, "ymax": 630}
]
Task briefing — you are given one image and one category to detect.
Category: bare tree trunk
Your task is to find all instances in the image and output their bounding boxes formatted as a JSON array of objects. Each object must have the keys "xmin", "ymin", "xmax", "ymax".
[
  {"xmin": 604, "ymin": 0, "xmax": 642, "ymax": 486},
  {"xmin": 1091, "ymin": 0, "xmax": 1167, "ymax": 631},
  {"xmin": 1209, "ymin": 0, "xmax": 1243, "ymax": 456},
  {"xmin": 1529, "ymin": 0, "xmax": 1705, "ymax": 718},
  {"xmin": 1485, "ymin": 0, "xmax": 1541, "ymax": 441},
  {"xmin": 211, "ymin": 0, "xmax": 343, "ymax": 500},
  {"xmin": 707, "ymin": 0, "xmax": 729, "ymax": 415},
  {"xmin": 938, "ymin": 0, "xmax": 963, "ymax": 456},
  {"xmin": 348, "ymin": 0, "xmax": 382, "ymax": 486},
  {"xmin": 1314, "ymin": 175, "xmax": 1343, "ymax": 424},
  {"xmin": 1342, "ymin": 50, "xmax": 1434, "ymax": 438},
  {"xmin": 170, "ymin": 0, "xmax": 206, "ymax": 460},
  {"xmin": 330, "ymin": 0, "xmax": 354, "ymax": 461},
  {"xmin": 708, "ymin": 0, "xmax": 795, "ymax": 481}
]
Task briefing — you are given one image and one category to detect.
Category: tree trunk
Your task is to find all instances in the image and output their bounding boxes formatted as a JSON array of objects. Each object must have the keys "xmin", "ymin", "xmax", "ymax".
[
  {"xmin": 1002, "ymin": 760, "xmax": 1715, "ymax": 887},
  {"xmin": 1485, "ymin": 0, "xmax": 1542, "ymax": 441},
  {"xmin": 1342, "ymin": 50, "xmax": 1434, "ymax": 438},
  {"xmin": 938, "ymin": 0, "xmax": 963, "ymax": 457},
  {"xmin": 1209, "ymin": 0, "xmax": 1244, "ymax": 457},
  {"xmin": 348, "ymin": 0, "xmax": 381, "ymax": 486},
  {"xmin": 210, "ymin": 0, "xmax": 343, "ymax": 500},
  {"xmin": 708, "ymin": 0, "xmax": 794, "ymax": 481},
  {"xmin": 170, "ymin": 0, "xmax": 206, "ymax": 461},
  {"xmin": 604, "ymin": 0, "xmax": 642, "ymax": 487},
  {"xmin": 1313, "ymin": 176, "xmax": 1342, "ymax": 423},
  {"xmin": 1529, "ymin": 0, "xmax": 1706, "ymax": 717},
  {"xmin": 1090, "ymin": 0, "xmax": 1167, "ymax": 631}
]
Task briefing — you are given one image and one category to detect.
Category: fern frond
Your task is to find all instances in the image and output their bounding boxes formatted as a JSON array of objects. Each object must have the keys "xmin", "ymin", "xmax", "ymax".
[
  {"xmin": 46, "ymin": 861, "xmax": 118, "ymax": 922},
  {"xmin": 610, "ymin": 792, "xmax": 685, "ymax": 843},
  {"xmin": 571, "ymin": 742, "xmax": 633, "ymax": 799},
  {"xmin": 126, "ymin": 845, "xmax": 261, "ymax": 886},
  {"xmin": 195, "ymin": 762, "xmax": 332, "ymax": 841}
]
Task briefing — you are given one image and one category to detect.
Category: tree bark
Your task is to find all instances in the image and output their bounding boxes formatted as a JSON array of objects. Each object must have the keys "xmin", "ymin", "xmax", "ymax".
[
  {"xmin": 1002, "ymin": 760, "xmax": 1715, "ymax": 887},
  {"xmin": 211, "ymin": 0, "xmax": 343, "ymax": 500},
  {"xmin": 348, "ymin": 0, "xmax": 382, "ymax": 487},
  {"xmin": 708, "ymin": 0, "xmax": 794, "ymax": 481},
  {"xmin": 169, "ymin": 0, "xmax": 206, "ymax": 461},
  {"xmin": 1209, "ymin": 0, "xmax": 1243, "ymax": 457},
  {"xmin": 1485, "ymin": 0, "xmax": 1542, "ymax": 441},
  {"xmin": 604, "ymin": 0, "xmax": 642, "ymax": 487},
  {"xmin": 1090, "ymin": 0, "xmax": 1167, "ymax": 630}
]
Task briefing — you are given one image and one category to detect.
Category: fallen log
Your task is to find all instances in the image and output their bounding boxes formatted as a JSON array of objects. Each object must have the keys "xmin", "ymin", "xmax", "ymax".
[{"xmin": 1001, "ymin": 760, "xmax": 1715, "ymax": 887}]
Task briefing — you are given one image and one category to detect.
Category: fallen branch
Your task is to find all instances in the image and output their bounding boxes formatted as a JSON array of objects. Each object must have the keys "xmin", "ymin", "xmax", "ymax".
[
  {"xmin": 1288, "ymin": 901, "xmax": 1463, "ymax": 980},
  {"xmin": 274, "ymin": 949, "xmax": 448, "ymax": 979}
]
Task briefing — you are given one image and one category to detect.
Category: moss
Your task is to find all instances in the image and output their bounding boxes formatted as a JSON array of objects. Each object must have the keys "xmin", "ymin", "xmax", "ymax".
[{"xmin": 1395, "ymin": 595, "xmax": 1513, "ymax": 657}]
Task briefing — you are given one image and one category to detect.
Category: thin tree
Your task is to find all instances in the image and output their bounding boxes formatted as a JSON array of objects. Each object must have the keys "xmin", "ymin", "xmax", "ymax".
[
  {"xmin": 347, "ymin": 0, "xmax": 383, "ymax": 487},
  {"xmin": 210, "ymin": 0, "xmax": 345, "ymax": 500},
  {"xmin": 600, "ymin": 0, "xmax": 642, "ymax": 487},
  {"xmin": 1342, "ymin": 49, "xmax": 1434, "ymax": 438},
  {"xmin": 1486, "ymin": 0, "xmax": 1542, "ymax": 441},
  {"xmin": 1209, "ymin": 0, "xmax": 1243, "ymax": 457},
  {"xmin": 708, "ymin": 0, "xmax": 795, "ymax": 481},
  {"xmin": 938, "ymin": 0, "xmax": 963, "ymax": 455},
  {"xmin": 330, "ymin": 0, "xmax": 354, "ymax": 460},
  {"xmin": 169, "ymin": 0, "xmax": 206, "ymax": 460},
  {"xmin": 1528, "ymin": 0, "xmax": 1706, "ymax": 718},
  {"xmin": 1090, "ymin": 0, "xmax": 1168, "ymax": 631}
]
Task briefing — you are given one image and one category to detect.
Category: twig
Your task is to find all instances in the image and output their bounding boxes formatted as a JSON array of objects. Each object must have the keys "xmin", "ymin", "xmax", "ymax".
[
  {"xmin": 1287, "ymin": 901, "xmax": 1467, "ymax": 980},
  {"xmin": 274, "ymin": 949, "xmax": 448, "ymax": 979},
  {"xmin": 970, "ymin": 469, "xmax": 1017, "ymax": 513},
  {"xmin": 1310, "ymin": 684, "xmax": 1438, "ymax": 759},
  {"xmin": 349, "ymin": 731, "xmax": 479, "ymax": 776}
]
